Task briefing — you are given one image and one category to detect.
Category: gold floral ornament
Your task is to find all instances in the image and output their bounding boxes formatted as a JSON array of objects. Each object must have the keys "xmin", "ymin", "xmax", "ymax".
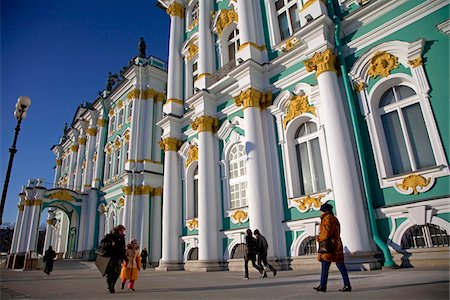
[
  {"xmin": 185, "ymin": 145, "xmax": 198, "ymax": 167},
  {"xmin": 304, "ymin": 48, "xmax": 338, "ymax": 78},
  {"xmin": 282, "ymin": 37, "xmax": 300, "ymax": 52},
  {"xmin": 114, "ymin": 139, "xmax": 121, "ymax": 149},
  {"xmin": 192, "ymin": 116, "xmax": 219, "ymax": 133},
  {"xmin": 231, "ymin": 210, "xmax": 248, "ymax": 224},
  {"xmin": 215, "ymin": 9, "xmax": 238, "ymax": 37},
  {"xmin": 48, "ymin": 190, "xmax": 75, "ymax": 202},
  {"xmin": 234, "ymin": 88, "xmax": 272, "ymax": 111},
  {"xmin": 160, "ymin": 137, "xmax": 182, "ymax": 152},
  {"xmin": 118, "ymin": 198, "xmax": 125, "ymax": 207},
  {"xmin": 166, "ymin": 2, "xmax": 185, "ymax": 18},
  {"xmin": 122, "ymin": 186, "xmax": 132, "ymax": 195},
  {"xmin": 396, "ymin": 174, "xmax": 432, "ymax": 195},
  {"xmin": 152, "ymin": 187, "xmax": 163, "ymax": 197},
  {"xmin": 353, "ymin": 81, "xmax": 365, "ymax": 92},
  {"xmin": 368, "ymin": 51, "xmax": 399, "ymax": 78},
  {"xmin": 187, "ymin": 42, "xmax": 199, "ymax": 61},
  {"xmin": 87, "ymin": 127, "xmax": 97, "ymax": 136},
  {"xmin": 293, "ymin": 195, "xmax": 323, "ymax": 213},
  {"xmin": 283, "ymin": 95, "xmax": 316, "ymax": 129},
  {"xmin": 187, "ymin": 18, "xmax": 199, "ymax": 31},
  {"xmin": 186, "ymin": 218, "xmax": 199, "ymax": 231}
]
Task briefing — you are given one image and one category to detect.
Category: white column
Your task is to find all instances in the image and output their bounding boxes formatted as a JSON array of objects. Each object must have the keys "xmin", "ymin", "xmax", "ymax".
[
  {"xmin": 85, "ymin": 189, "xmax": 98, "ymax": 252},
  {"xmin": 195, "ymin": 0, "xmax": 214, "ymax": 89},
  {"xmin": 17, "ymin": 203, "xmax": 31, "ymax": 253},
  {"xmin": 93, "ymin": 119, "xmax": 106, "ymax": 189},
  {"xmin": 127, "ymin": 93, "xmax": 144, "ymax": 168},
  {"xmin": 306, "ymin": 49, "xmax": 373, "ymax": 253},
  {"xmin": 53, "ymin": 157, "xmax": 62, "ymax": 188},
  {"xmin": 82, "ymin": 127, "xmax": 97, "ymax": 192},
  {"xmin": 68, "ymin": 145, "xmax": 78, "ymax": 190},
  {"xmin": 159, "ymin": 138, "xmax": 182, "ymax": 266},
  {"xmin": 235, "ymin": 88, "xmax": 275, "ymax": 256},
  {"xmin": 26, "ymin": 200, "xmax": 42, "ymax": 253},
  {"xmin": 193, "ymin": 116, "xmax": 220, "ymax": 261},
  {"xmin": 138, "ymin": 190, "xmax": 150, "ymax": 252},
  {"xmin": 164, "ymin": 2, "xmax": 184, "ymax": 116},
  {"xmin": 74, "ymin": 136, "xmax": 87, "ymax": 192},
  {"xmin": 11, "ymin": 201, "xmax": 24, "ymax": 254},
  {"xmin": 235, "ymin": 0, "xmax": 267, "ymax": 64},
  {"xmin": 43, "ymin": 209, "xmax": 55, "ymax": 254},
  {"xmin": 152, "ymin": 96, "xmax": 164, "ymax": 163},
  {"xmin": 143, "ymin": 95, "xmax": 155, "ymax": 162},
  {"xmin": 150, "ymin": 188, "xmax": 162, "ymax": 264},
  {"xmin": 77, "ymin": 198, "xmax": 87, "ymax": 253}
]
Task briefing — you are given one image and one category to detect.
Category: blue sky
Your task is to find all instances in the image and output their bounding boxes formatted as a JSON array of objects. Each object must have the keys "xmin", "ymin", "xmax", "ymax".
[{"xmin": 1, "ymin": 0, "xmax": 169, "ymax": 225}]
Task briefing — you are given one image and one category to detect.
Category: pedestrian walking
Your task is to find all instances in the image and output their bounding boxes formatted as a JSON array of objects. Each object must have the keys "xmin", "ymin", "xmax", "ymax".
[
  {"xmin": 140, "ymin": 247, "xmax": 148, "ymax": 270},
  {"xmin": 314, "ymin": 203, "xmax": 351, "ymax": 292},
  {"xmin": 254, "ymin": 229, "xmax": 277, "ymax": 278},
  {"xmin": 43, "ymin": 246, "xmax": 56, "ymax": 275},
  {"xmin": 243, "ymin": 229, "xmax": 264, "ymax": 280},
  {"xmin": 120, "ymin": 239, "xmax": 141, "ymax": 291},
  {"xmin": 99, "ymin": 225, "xmax": 126, "ymax": 293}
]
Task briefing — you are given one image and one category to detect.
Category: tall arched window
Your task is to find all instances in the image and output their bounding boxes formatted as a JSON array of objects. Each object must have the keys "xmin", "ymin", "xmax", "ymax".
[
  {"xmin": 227, "ymin": 28, "xmax": 240, "ymax": 63},
  {"xmin": 401, "ymin": 224, "xmax": 449, "ymax": 249},
  {"xmin": 229, "ymin": 144, "xmax": 247, "ymax": 209},
  {"xmin": 191, "ymin": 1, "xmax": 199, "ymax": 23},
  {"xmin": 275, "ymin": 0, "xmax": 300, "ymax": 40},
  {"xmin": 127, "ymin": 102, "xmax": 133, "ymax": 120},
  {"xmin": 379, "ymin": 85, "xmax": 436, "ymax": 175},
  {"xmin": 109, "ymin": 116, "xmax": 115, "ymax": 134},
  {"xmin": 114, "ymin": 149, "xmax": 120, "ymax": 176},
  {"xmin": 294, "ymin": 121, "xmax": 326, "ymax": 195},
  {"xmin": 193, "ymin": 166, "xmax": 199, "ymax": 218},
  {"xmin": 118, "ymin": 109, "xmax": 124, "ymax": 126}
]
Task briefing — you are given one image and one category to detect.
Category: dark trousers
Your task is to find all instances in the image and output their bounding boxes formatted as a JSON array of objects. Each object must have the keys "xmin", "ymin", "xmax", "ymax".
[
  {"xmin": 105, "ymin": 259, "xmax": 121, "ymax": 289},
  {"xmin": 257, "ymin": 252, "xmax": 276, "ymax": 273},
  {"xmin": 244, "ymin": 254, "xmax": 263, "ymax": 277},
  {"xmin": 320, "ymin": 260, "xmax": 351, "ymax": 288},
  {"xmin": 142, "ymin": 259, "xmax": 147, "ymax": 270}
]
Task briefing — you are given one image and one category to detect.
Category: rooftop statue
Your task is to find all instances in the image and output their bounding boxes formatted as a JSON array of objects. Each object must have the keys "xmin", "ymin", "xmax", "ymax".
[
  {"xmin": 106, "ymin": 72, "xmax": 119, "ymax": 91},
  {"xmin": 138, "ymin": 37, "xmax": 146, "ymax": 58}
]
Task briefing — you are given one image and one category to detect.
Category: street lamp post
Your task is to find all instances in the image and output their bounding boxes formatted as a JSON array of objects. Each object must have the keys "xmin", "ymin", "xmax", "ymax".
[{"xmin": 0, "ymin": 96, "xmax": 31, "ymax": 225}]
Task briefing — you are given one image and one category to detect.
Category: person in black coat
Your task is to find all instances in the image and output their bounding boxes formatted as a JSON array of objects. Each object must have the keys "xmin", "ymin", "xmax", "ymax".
[
  {"xmin": 243, "ymin": 229, "xmax": 264, "ymax": 279},
  {"xmin": 43, "ymin": 246, "xmax": 56, "ymax": 275},
  {"xmin": 254, "ymin": 229, "xmax": 277, "ymax": 278},
  {"xmin": 140, "ymin": 248, "xmax": 148, "ymax": 270},
  {"xmin": 100, "ymin": 225, "xmax": 126, "ymax": 293}
]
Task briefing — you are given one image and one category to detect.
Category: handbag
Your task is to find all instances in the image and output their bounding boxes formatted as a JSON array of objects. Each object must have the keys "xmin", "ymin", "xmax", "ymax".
[{"xmin": 318, "ymin": 239, "xmax": 333, "ymax": 254}]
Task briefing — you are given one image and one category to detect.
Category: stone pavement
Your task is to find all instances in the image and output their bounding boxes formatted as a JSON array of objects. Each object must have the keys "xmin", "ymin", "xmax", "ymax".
[{"xmin": 0, "ymin": 260, "xmax": 448, "ymax": 299}]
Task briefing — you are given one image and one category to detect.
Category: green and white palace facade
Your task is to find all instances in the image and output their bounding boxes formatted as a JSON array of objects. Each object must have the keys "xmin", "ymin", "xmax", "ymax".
[{"xmin": 8, "ymin": 0, "xmax": 449, "ymax": 271}]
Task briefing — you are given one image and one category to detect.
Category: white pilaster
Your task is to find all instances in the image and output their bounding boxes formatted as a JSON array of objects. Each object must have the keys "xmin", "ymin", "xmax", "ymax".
[
  {"xmin": 195, "ymin": 0, "xmax": 214, "ymax": 89},
  {"xmin": 143, "ymin": 96, "xmax": 155, "ymax": 162},
  {"xmin": 93, "ymin": 118, "xmax": 106, "ymax": 189},
  {"xmin": 68, "ymin": 146, "xmax": 78, "ymax": 190},
  {"xmin": 153, "ymin": 98, "xmax": 164, "ymax": 163},
  {"xmin": 82, "ymin": 126, "xmax": 97, "ymax": 192},
  {"xmin": 74, "ymin": 135, "xmax": 87, "ymax": 192},
  {"xmin": 150, "ymin": 189, "xmax": 162, "ymax": 264},
  {"xmin": 11, "ymin": 193, "xmax": 25, "ymax": 254},
  {"xmin": 43, "ymin": 209, "xmax": 55, "ymax": 254},
  {"xmin": 84, "ymin": 189, "xmax": 98, "ymax": 252}
]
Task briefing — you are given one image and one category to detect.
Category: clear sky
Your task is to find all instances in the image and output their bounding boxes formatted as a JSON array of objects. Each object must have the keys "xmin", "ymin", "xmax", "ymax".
[{"xmin": 0, "ymin": 0, "xmax": 169, "ymax": 225}]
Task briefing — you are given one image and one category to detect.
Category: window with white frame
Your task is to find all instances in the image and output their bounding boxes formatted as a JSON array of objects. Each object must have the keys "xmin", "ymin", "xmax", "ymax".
[
  {"xmin": 118, "ymin": 109, "xmax": 124, "ymax": 126},
  {"xmin": 191, "ymin": 60, "xmax": 199, "ymax": 94},
  {"xmin": 378, "ymin": 85, "xmax": 436, "ymax": 176},
  {"xmin": 109, "ymin": 116, "xmax": 115, "ymax": 134},
  {"xmin": 105, "ymin": 153, "xmax": 112, "ymax": 180},
  {"xmin": 294, "ymin": 121, "xmax": 326, "ymax": 195},
  {"xmin": 401, "ymin": 224, "xmax": 449, "ymax": 249},
  {"xmin": 227, "ymin": 28, "xmax": 240, "ymax": 63},
  {"xmin": 127, "ymin": 102, "xmax": 133, "ymax": 119},
  {"xmin": 191, "ymin": 1, "xmax": 199, "ymax": 24},
  {"xmin": 275, "ymin": 0, "xmax": 301, "ymax": 41},
  {"xmin": 229, "ymin": 144, "xmax": 248, "ymax": 209},
  {"xmin": 114, "ymin": 149, "xmax": 120, "ymax": 176}
]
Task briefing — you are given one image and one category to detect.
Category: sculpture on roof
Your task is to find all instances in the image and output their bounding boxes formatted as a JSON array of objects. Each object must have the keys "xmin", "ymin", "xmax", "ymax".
[
  {"xmin": 138, "ymin": 37, "xmax": 146, "ymax": 58},
  {"xmin": 106, "ymin": 72, "xmax": 119, "ymax": 91}
]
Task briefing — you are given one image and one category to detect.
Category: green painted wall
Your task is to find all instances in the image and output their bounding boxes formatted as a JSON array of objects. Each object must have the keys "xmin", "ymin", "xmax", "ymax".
[
  {"xmin": 437, "ymin": 212, "xmax": 450, "ymax": 223},
  {"xmin": 395, "ymin": 217, "xmax": 407, "ymax": 229},
  {"xmin": 376, "ymin": 218, "xmax": 392, "ymax": 242}
]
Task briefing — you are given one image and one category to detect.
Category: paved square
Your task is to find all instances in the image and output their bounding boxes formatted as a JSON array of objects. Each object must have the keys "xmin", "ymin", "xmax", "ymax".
[{"xmin": 1, "ymin": 260, "xmax": 448, "ymax": 299}]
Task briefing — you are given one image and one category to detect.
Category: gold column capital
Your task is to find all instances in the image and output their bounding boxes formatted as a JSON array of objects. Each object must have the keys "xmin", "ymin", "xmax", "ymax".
[
  {"xmin": 192, "ymin": 116, "xmax": 219, "ymax": 133},
  {"xmin": 71, "ymin": 145, "xmax": 79, "ymax": 152},
  {"xmin": 160, "ymin": 137, "xmax": 182, "ymax": 152},
  {"xmin": 97, "ymin": 119, "xmax": 106, "ymax": 127},
  {"xmin": 145, "ymin": 88, "xmax": 157, "ymax": 99},
  {"xmin": 18, "ymin": 204, "xmax": 24, "ymax": 211},
  {"xmin": 304, "ymin": 48, "xmax": 338, "ymax": 78},
  {"xmin": 78, "ymin": 137, "xmax": 87, "ymax": 145},
  {"xmin": 409, "ymin": 56, "xmax": 423, "ymax": 68},
  {"xmin": 167, "ymin": 2, "xmax": 184, "ymax": 18},
  {"xmin": 152, "ymin": 187, "xmax": 163, "ymax": 197},
  {"xmin": 87, "ymin": 127, "xmax": 97, "ymax": 136},
  {"xmin": 56, "ymin": 159, "xmax": 62, "ymax": 166},
  {"xmin": 234, "ymin": 88, "xmax": 272, "ymax": 110},
  {"xmin": 155, "ymin": 92, "xmax": 166, "ymax": 102},
  {"xmin": 122, "ymin": 186, "xmax": 132, "ymax": 195}
]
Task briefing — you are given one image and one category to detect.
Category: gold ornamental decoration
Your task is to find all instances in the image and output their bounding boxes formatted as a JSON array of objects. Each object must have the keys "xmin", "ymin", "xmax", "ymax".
[
  {"xmin": 185, "ymin": 145, "xmax": 198, "ymax": 167},
  {"xmin": 127, "ymin": 88, "xmax": 141, "ymax": 100},
  {"xmin": 93, "ymin": 152, "xmax": 97, "ymax": 163},
  {"xmin": 215, "ymin": 9, "xmax": 238, "ymax": 37},
  {"xmin": 396, "ymin": 174, "xmax": 431, "ymax": 195},
  {"xmin": 187, "ymin": 42, "xmax": 199, "ymax": 61},
  {"xmin": 48, "ymin": 190, "xmax": 75, "ymax": 202},
  {"xmin": 122, "ymin": 186, "xmax": 132, "ymax": 195},
  {"xmin": 117, "ymin": 100, "xmax": 123, "ymax": 109},
  {"xmin": 160, "ymin": 137, "xmax": 182, "ymax": 152},
  {"xmin": 231, "ymin": 210, "xmax": 248, "ymax": 224},
  {"xmin": 192, "ymin": 116, "xmax": 219, "ymax": 133},
  {"xmin": 118, "ymin": 198, "xmax": 125, "ymax": 207},
  {"xmin": 56, "ymin": 159, "xmax": 62, "ymax": 166},
  {"xmin": 166, "ymin": 2, "xmax": 185, "ymax": 18},
  {"xmin": 186, "ymin": 218, "xmax": 199, "ymax": 231},
  {"xmin": 187, "ymin": 18, "xmax": 199, "ymax": 31},
  {"xmin": 18, "ymin": 204, "xmax": 24, "ymax": 211},
  {"xmin": 304, "ymin": 49, "xmax": 338, "ymax": 78},
  {"xmin": 97, "ymin": 119, "xmax": 106, "ymax": 127},
  {"xmin": 114, "ymin": 139, "xmax": 121, "ymax": 149},
  {"xmin": 409, "ymin": 56, "xmax": 423, "ymax": 68},
  {"xmin": 293, "ymin": 195, "xmax": 323, "ymax": 212},
  {"xmin": 87, "ymin": 127, "xmax": 97, "ymax": 136},
  {"xmin": 155, "ymin": 92, "xmax": 166, "ymax": 102},
  {"xmin": 368, "ymin": 51, "xmax": 399, "ymax": 78},
  {"xmin": 152, "ymin": 187, "xmax": 163, "ymax": 197},
  {"xmin": 145, "ymin": 88, "xmax": 157, "ymax": 99},
  {"xmin": 78, "ymin": 137, "xmax": 87, "ymax": 145},
  {"xmin": 353, "ymin": 81, "xmax": 365, "ymax": 92},
  {"xmin": 108, "ymin": 109, "xmax": 114, "ymax": 116},
  {"xmin": 283, "ymin": 95, "xmax": 316, "ymax": 129},
  {"xmin": 71, "ymin": 145, "xmax": 79, "ymax": 152},
  {"xmin": 234, "ymin": 88, "xmax": 272, "ymax": 110},
  {"xmin": 283, "ymin": 37, "xmax": 300, "ymax": 52}
]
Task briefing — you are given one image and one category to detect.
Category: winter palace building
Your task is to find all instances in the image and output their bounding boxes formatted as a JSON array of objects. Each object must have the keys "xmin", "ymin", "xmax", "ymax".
[{"xmin": 8, "ymin": 0, "xmax": 450, "ymax": 271}]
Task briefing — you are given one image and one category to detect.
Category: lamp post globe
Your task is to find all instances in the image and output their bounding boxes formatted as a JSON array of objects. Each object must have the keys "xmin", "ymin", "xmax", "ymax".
[{"xmin": 0, "ymin": 96, "xmax": 31, "ymax": 225}]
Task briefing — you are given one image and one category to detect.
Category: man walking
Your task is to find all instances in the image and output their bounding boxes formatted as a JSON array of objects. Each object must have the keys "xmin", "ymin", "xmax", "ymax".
[
  {"xmin": 243, "ymin": 229, "xmax": 264, "ymax": 279},
  {"xmin": 140, "ymin": 247, "xmax": 148, "ymax": 270},
  {"xmin": 99, "ymin": 225, "xmax": 126, "ymax": 293},
  {"xmin": 254, "ymin": 229, "xmax": 277, "ymax": 278}
]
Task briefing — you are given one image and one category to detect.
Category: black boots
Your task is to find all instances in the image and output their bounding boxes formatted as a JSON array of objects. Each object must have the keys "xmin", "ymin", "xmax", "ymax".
[
  {"xmin": 107, "ymin": 282, "xmax": 115, "ymax": 293},
  {"xmin": 339, "ymin": 285, "xmax": 352, "ymax": 292},
  {"xmin": 313, "ymin": 286, "xmax": 327, "ymax": 292}
]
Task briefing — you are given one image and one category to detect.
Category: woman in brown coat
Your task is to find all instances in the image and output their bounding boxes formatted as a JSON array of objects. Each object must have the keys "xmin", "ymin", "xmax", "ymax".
[
  {"xmin": 120, "ymin": 239, "xmax": 141, "ymax": 291},
  {"xmin": 314, "ymin": 203, "xmax": 351, "ymax": 292}
]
